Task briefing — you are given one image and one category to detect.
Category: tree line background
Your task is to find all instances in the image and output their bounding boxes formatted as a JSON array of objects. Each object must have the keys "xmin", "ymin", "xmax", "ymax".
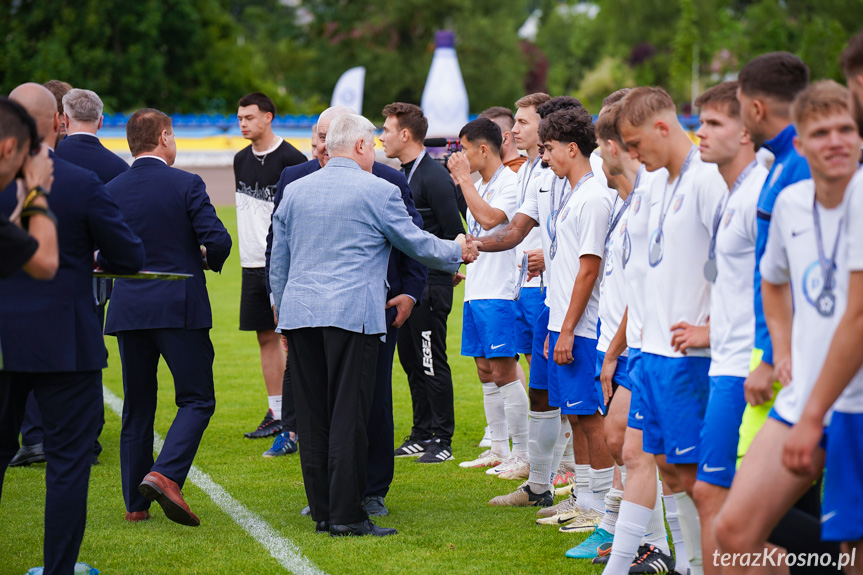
[{"xmin": 2, "ymin": 0, "xmax": 860, "ymax": 119}]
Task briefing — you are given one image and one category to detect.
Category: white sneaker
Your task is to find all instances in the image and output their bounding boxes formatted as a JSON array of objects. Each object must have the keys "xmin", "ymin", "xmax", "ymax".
[
  {"xmin": 459, "ymin": 449, "xmax": 506, "ymax": 469},
  {"xmin": 478, "ymin": 426, "xmax": 492, "ymax": 448},
  {"xmin": 486, "ymin": 454, "xmax": 530, "ymax": 479},
  {"xmin": 555, "ymin": 482, "xmax": 575, "ymax": 498},
  {"xmin": 536, "ymin": 493, "xmax": 579, "ymax": 518},
  {"xmin": 558, "ymin": 508, "xmax": 603, "ymax": 533}
]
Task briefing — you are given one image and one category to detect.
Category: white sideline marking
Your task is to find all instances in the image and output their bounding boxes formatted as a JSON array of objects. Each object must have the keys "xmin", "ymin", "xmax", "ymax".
[{"xmin": 103, "ymin": 385, "xmax": 326, "ymax": 575}]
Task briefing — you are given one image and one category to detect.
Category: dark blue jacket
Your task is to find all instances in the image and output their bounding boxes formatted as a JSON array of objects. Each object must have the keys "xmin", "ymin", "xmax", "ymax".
[
  {"xmin": 104, "ymin": 157, "xmax": 232, "ymax": 334},
  {"xmin": 0, "ymin": 153, "xmax": 145, "ymax": 372},
  {"xmin": 265, "ymin": 159, "xmax": 428, "ymax": 323},
  {"xmin": 56, "ymin": 133, "xmax": 129, "ymax": 184}
]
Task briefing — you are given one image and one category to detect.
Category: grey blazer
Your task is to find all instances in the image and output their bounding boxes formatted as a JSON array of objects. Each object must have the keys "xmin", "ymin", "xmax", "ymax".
[{"xmin": 270, "ymin": 157, "xmax": 462, "ymax": 336}]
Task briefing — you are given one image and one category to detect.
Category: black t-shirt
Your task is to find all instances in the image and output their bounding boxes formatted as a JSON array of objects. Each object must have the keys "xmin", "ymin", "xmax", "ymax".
[
  {"xmin": 401, "ymin": 152, "xmax": 465, "ymax": 285},
  {"xmin": 233, "ymin": 139, "xmax": 307, "ymax": 268},
  {"xmin": 0, "ymin": 213, "xmax": 38, "ymax": 278}
]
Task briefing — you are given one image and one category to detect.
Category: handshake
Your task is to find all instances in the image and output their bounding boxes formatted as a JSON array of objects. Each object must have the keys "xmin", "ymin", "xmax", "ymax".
[{"xmin": 455, "ymin": 234, "xmax": 482, "ymax": 264}]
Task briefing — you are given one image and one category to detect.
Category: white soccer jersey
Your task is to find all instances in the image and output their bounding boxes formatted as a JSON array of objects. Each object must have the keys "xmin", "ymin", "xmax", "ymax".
[
  {"xmin": 834, "ymin": 168, "xmax": 863, "ymax": 414},
  {"xmin": 547, "ymin": 177, "xmax": 612, "ymax": 336},
  {"xmin": 465, "ymin": 167, "xmax": 519, "ymax": 301},
  {"xmin": 709, "ymin": 164, "xmax": 769, "ymax": 377},
  {"xmin": 598, "ymin": 191, "xmax": 632, "ymax": 355},
  {"xmin": 515, "ymin": 156, "xmax": 544, "ymax": 287},
  {"xmin": 761, "ymin": 180, "xmax": 849, "ymax": 423},
  {"xmin": 641, "ymin": 153, "xmax": 726, "ymax": 358},
  {"xmin": 623, "ymin": 169, "xmax": 663, "ymax": 349},
  {"xmin": 518, "ymin": 167, "xmax": 569, "ymax": 306}
]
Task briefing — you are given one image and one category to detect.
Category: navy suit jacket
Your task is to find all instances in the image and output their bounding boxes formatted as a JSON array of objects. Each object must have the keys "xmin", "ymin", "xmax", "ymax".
[
  {"xmin": 56, "ymin": 133, "xmax": 129, "ymax": 184},
  {"xmin": 104, "ymin": 157, "xmax": 232, "ymax": 334},
  {"xmin": 0, "ymin": 153, "xmax": 145, "ymax": 372},
  {"xmin": 265, "ymin": 159, "xmax": 427, "ymax": 323}
]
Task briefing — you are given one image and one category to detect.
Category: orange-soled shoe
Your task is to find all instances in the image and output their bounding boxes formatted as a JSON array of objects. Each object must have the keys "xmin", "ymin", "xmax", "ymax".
[
  {"xmin": 138, "ymin": 471, "xmax": 200, "ymax": 527},
  {"xmin": 125, "ymin": 510, "xmax": 151, "ymax": 522}
]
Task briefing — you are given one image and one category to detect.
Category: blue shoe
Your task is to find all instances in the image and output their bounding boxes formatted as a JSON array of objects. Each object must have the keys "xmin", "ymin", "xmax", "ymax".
[
  {"xmin": 27, "ymin": 563, "xmax": 100, "ymax": 575},
  {"xmin": 262, "ymin": 432, "xmax": 298, "ymax": 457},
  {"xmin": 565, "ymin": 527, "xmax": 614, "ymax": 559}
]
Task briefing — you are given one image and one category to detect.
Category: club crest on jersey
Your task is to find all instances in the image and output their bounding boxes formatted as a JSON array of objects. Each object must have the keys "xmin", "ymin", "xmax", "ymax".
[
  {"xmin": 632, "ymin": 194, "xmax": 642, "ymax": 214},
  {"xmin": 604, "ymin": 249, "xmax": 615, "ymax": 276},
  {"xmin": 802, "ymin": 260, "xmax": 835, "ymax": 311},
  {"xmin": 723, "ymin": 209, "xmax": 735, "ymax": 228},
  {"xmin": 619, "ymin": 221, "xmax": 627, "ymax": 236},
  {"xmin": 673, "ymin": 196, "xmax": 685, "ymax": 212},
  {"xmin": 559, "ymin": 207, "xmax": 571, "ymax": 223}
]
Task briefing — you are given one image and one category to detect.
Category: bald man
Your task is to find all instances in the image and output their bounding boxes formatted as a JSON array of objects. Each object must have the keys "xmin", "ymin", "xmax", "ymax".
[{"xmin": 0, "ymin": 83, "xmax": 144, "ymax": 574}]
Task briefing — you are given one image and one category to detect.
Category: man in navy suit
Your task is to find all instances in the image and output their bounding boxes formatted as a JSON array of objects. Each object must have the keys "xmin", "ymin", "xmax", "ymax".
[
  {"xmin": 0, "ymin": 83, "xmax": 145, "ymax": 575},
  {"xmin": 105, "ymin": 108, "xmax": 232, "ymax": 527},
  {"xmin": 265, "ymin": 106, "xmax": 428, "ymax": 518},
  {"xmin": 11, "ymin": 88, "xmax": 131, "ymax": 469},
  {"xmin": 56, "ymin": 88, "xmax": 129, "ymax": 183}
]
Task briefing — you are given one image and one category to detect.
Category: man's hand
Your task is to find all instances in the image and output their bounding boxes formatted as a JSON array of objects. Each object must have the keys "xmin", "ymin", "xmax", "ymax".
[
  {"xmin": 466, "ymin": 233, "xmax": 483, "ymax": 251},
  {"xmin": 744, "ymin": 360, "xmax": 777, "ymax": 406},
  {"xmin": 543, "ymin": 333, "xmax": 549, "ymax": 359},
  {"xmin": 22, "ymin": 143, "xmax": 53, "ymax": 192},
  {"xmin": 280, "ymin": 334, "xmax": 288, "ymax": 353},
  {"xmin": 453, "ymin": 271, "xmax": 466, "ymax": 286},
  {"xmin": 600, "ymin": 353, "xmax": 617, "ymax": 405},
  {"xmin": 386, "ymin": 294, "xmax": 415, "ymax": 328},
  {"xmin": 669, "ymin": 322, "xmax": 709, "ymax": 355},
  {"xmin": 782, "ymin": 414, "xmax": 823, "ymax": 477},
  {"xmin": 526, "ymin": 249, "xmax": 545, "ymax": 279},
  {"xmin": 201, "ymin": 246, "xmax": 210, "ymax": 270},
  {"xmin": 554, "ymin": 331, "xmax": 574, "ymax": 365},
  {"xmin": 774, "ymin": 356, "xmax": 792, "ymax": 388},
  {"xmin": 447, "ymin": 151, "xmax": 471, "ymax": 185},
  {"xmin": 455, "ymin": 233, "xmax": 479, "ymax": 263}
]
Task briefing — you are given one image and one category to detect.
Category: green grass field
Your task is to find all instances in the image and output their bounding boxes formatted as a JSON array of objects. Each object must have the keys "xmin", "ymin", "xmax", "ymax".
[{"xmin": 0, "ymin": 206, "xmax": 606, "ymax": 575}]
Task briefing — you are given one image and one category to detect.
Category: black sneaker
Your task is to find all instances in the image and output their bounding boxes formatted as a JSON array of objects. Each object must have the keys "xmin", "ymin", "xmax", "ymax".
[
  {"xmin": 393, "ymin": 436, "xmax": 431, "ymax": 457},
  {"xmin": 244, "ymin": 409, "xmax": 284, "ymax": 439},
  {"xmin": 629, "ymin": 544, "xmax": 675, "ymax": 574},
  {"xmin": 417, "ymin": 441, "xmax": 453, "ymax": 464}
]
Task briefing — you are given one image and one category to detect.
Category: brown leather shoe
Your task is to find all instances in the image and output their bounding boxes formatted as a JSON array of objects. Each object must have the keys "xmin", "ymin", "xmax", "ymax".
[
  {"xmin": 125, "ymin": 510, "xmax": 151, "ymax": 522},
  {"xmin": 138, "ymin": 471, "xmax": 200, "ymax": 527}
]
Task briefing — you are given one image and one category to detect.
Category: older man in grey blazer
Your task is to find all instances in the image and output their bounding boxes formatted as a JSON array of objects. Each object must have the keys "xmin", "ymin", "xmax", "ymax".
[{"xmin": 270, "ymin": 113, "xmax": 476, "ymax": 537}]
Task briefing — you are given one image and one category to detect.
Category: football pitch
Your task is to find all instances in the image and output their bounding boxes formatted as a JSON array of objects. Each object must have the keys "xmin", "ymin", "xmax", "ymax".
[{"xmin": 0, "ymin": 206, "xmax": 604, "ymax": 575}]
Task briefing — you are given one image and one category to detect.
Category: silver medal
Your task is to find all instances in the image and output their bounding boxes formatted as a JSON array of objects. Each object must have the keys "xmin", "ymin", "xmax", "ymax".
[
  {"xmin": 703, "ymin": 258, "xmax": 718, "ymax": 283},
  {"xmin": 816, "ymin": 290, "xmax": 836, "ymax": 317},
  {"xmin": 648, "ymin": 234, "xmax": 663, "ymax": 267}
]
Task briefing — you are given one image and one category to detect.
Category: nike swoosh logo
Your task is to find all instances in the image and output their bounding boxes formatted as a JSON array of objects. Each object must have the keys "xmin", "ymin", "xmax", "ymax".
[
  {"xmin": 702, "ymin": 465, "xmax": 726, "ymax": 473},
  {"xmin": 539, "ymin": 188, "xmax": 550, "ymax": 193},
  {"xmin": 791, "ymin": 229, "xmax": 811, "ymax": 237},
  {"xmin": 822, "ymin": 511, "xmax": 838, "ymax": 523},
  {"xmin": 634, "ymin": 413, "xmax": 644, "ymax": 420},
  {"xmin": 490, "ymin": 343, "xmax": 506, "ymax": 350},
  {"xmin": 566, "ymin": 401, "xmax": 582, "ymax": 407},
  {"xmin": 675, "ymin": 446, "xmax": 696, "ymax": 455}
]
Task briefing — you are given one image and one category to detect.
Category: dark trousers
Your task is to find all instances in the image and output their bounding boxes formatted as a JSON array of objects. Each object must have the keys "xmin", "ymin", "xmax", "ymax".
[
  {"xmin": 20, "ymin": 391, "xmax": 104, "ymax": 459},
  {"xmin": 365, "ymin": 324, "xmax": 398, "ymax": 498},
  {"xmin": 396, "ymin": 283, "xmax": 455, "ymax": 443},
  {"xmin": 117, "ymin": 328, "xmax": 215, "ymax": 513},
  {"xmin": 286, "ymin": 327, "xmax": 378, "ymax": 525},
  {"xmin": 0, "ymin": 370, "xmax": 102, "ymax": 575},
  {"xmin": 280, "ymin": 359, "xmax": 297, "ymax": 433}
]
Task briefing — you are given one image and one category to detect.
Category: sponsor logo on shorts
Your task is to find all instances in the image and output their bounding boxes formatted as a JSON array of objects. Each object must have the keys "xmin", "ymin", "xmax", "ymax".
[
  {"xmin": 675, "ymin": 445, "xmax": 696, "ymax": 455},
  {"xmin": 490, "ymin": 343, "xmax": 506, "ymax": 350},
  {"xmin": 566, "ymin": 401, "xmax": 583, "ymax": 408},
  {"xmin": 821, "ymin": 511, "xmax": 838, "ymax": 523},
  {"xmin": 634, "ymin": 412, "xmax": 644, "ymax": 420},
  {"xmin": 702, "ymin": 464, "xmax": 726, "ymax": 473},
  {"xmin": 422, "ymin": 330, "xmax": 435, "ymax": 376}
]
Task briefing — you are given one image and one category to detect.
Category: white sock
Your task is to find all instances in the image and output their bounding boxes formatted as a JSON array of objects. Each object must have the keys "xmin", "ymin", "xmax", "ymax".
[
  {"xmin": 482, "ymin": 382, "xmax": 511, "ymax": 457},
  {"xmin": 268, "ymin": 395, "xmax": 282, "ymax": 421},
  {"xmin": 604, "ymin": 501, "xmax": 652, "ymax": 575},
  {"xmin": 548, "ymin": 415, "xmax": 571, "ymax": 484},
  {"xmin": 499, "ymin": 380, "xmax": 529, "ymax": 458},
  {"xmin": 599, "ymin": 487, "xmax": 624, "ymax": 534},
  {"xmin": 673, "ymin": 492, "xmax": 702, "ymax": 575},
  {"xmin": 562, "ymin": 428, "xmax": 575, "ymax": 464},
  {"xmin": 645, "ymin": 478, "xmax": 670, "ymax": 555},
  {"xmin": 663, "ymin": 493, "xmax": 689, "ymax": 574},
  {"xmin": 527, "ymin": 409, "xmax": 560, "ymax": 493},
  {"xmin": 589, "ymin": 466, "xmax": 613, "ymax": 515},
  {"xmin": 575, "ymin": 464, "xmax": 592, "ymax": 512},
  {"xmin": 620, "ymin": 464, "xmax": 627, "ymax": 487}
]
